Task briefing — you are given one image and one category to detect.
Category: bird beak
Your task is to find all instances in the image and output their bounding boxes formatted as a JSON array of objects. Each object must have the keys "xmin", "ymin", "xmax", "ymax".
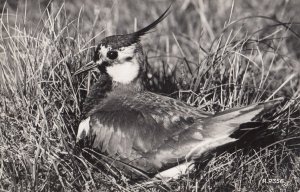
[{"xmin": 73, "ymin": 61, "xmax": 99, "ymax": 76}]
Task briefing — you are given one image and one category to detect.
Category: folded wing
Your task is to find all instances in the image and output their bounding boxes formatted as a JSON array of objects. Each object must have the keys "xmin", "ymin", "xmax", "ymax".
[{"xmin": 77, "ymin": 93, "xmax": 280, "ymax": 177}]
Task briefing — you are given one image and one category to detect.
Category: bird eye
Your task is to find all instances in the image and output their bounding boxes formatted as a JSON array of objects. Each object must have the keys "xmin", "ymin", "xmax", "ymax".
[
  {"xmin": 107, "ymin": 50, "xmax": 118, "ymax": 60},
  {"xmin": 125, "ymin": 57, "xmax": 133, "ymax": 61}
]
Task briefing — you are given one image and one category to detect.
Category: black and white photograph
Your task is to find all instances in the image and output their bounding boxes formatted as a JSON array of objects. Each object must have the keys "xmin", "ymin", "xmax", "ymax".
[{"xmin": 0, "ymin": 0, "xmax": 299, "ymax": 191}]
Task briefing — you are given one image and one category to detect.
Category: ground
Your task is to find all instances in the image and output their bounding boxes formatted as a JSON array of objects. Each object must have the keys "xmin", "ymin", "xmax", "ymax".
[{"xmin": 0, "ymin": 0, "xmax": 299, "ymax": 191}]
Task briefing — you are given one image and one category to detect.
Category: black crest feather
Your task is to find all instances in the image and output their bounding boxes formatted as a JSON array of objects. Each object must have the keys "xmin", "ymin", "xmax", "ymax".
[
  {"xmin": 98, "ymin": 4, "xmax": 172, "ymax": 50},
  {"xmin": 132, "ymin": 3, "xmax": 172, "ymax": 37}
]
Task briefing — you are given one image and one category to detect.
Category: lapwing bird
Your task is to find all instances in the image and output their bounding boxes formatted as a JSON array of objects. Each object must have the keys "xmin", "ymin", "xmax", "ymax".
[{"xmin": 75, "ymin": 6, "xmax": 280, "ymax": 180}]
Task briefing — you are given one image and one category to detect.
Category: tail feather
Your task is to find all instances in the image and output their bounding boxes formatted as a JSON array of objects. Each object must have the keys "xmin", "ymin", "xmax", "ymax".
[{"xmin": 202, "ymin": 99, "xmax": 282, "ymax": 138}]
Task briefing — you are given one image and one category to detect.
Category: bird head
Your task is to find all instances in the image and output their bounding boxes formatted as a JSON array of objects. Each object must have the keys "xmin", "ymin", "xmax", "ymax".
[
  {"xmin": 74, "ymin": 5, "xmax": 171, "ymax": 85},
  {"xmin": 93, "ymin": 35, "xmax": 144, "ymax": 84}
]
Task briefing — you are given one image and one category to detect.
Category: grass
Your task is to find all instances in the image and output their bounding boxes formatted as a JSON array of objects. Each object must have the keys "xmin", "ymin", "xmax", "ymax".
[{"xmin": 0, "ymin": 0, "xmax": 299, "ymax": 191}]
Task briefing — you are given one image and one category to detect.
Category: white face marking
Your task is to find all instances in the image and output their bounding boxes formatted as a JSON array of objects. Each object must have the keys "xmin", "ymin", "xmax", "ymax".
[
  {"xmin": 106, "ymin": 61, "xmax": 140, "ymax": 84},
  {"xmin": 117, "ymin": 44, "xmax": 137, "ymax": 61},
  {"xmin": 98, "ymin": 44, "xmax": 140, "ymax": 84},
  {"xmin": 76, "ymin": 117, "xmax": 90, "ymax": 141}
]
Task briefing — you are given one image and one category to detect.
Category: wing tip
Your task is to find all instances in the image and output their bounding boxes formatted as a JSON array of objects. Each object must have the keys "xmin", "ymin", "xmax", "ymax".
[{"xmin": 202, "ymin": 98, "xmax": 283, "ymax": 137}]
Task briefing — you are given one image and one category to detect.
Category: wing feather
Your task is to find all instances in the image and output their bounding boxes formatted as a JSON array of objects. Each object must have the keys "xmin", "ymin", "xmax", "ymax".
[
  {"xmin": 82, "ymin": 91, "xmax": 208, "ymax": 158},
  {"xmin": 78, "ymin": 90, "xmax": 281, "ymax": 175},
  {"xmin": 78, "ymin": 91, "xmax": 214, "ymax": 173}
]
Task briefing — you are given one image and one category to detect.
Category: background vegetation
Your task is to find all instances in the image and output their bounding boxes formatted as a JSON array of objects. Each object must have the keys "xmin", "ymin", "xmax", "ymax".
[{"xmin": 0, "ymin": 0, "xmax": 299, "ymax": 191}]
